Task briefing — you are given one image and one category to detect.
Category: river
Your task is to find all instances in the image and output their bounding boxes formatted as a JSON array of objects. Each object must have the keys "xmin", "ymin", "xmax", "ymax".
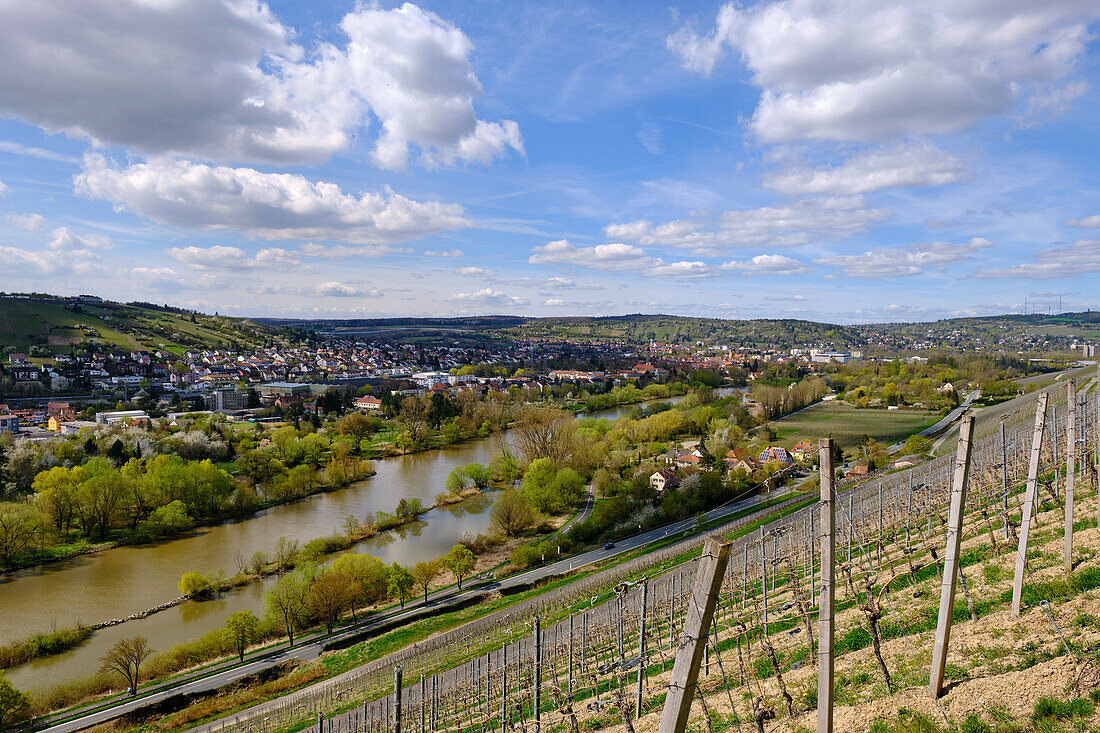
[{"xmin": 2, "ymin": 389, "xmax": 733, "ymax": 693}]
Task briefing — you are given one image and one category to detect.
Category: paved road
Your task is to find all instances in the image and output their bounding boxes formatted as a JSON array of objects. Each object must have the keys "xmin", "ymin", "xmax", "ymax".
[{"xmin": 34, "ymin": 483, "xmax": 790, "ymax": 733}]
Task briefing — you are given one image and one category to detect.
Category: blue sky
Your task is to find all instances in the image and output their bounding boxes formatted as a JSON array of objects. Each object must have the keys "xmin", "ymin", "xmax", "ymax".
[{"xmin": 1, "ymin": 0, "xmax": 1099, "ymax": 323}]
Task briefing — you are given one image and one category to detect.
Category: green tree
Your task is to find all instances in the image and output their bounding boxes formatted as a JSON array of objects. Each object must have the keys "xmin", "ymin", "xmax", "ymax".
[
  {"xmin": 411, "ymin": 560, "xmax": 439, "ymax": 604},
  {"xmin": 0, "ymin": 675, "xmax": 29, "ymax": 728},
  {"xmin": 264, "ymin": 572, "xmax": 310, "ymax": 644},
  {"xmin": 387, "ymin": 563, "xmax": 414, "ymax": 609},
  {"xmin": 490, "ymin": 490, "xmax": 536, "ymax": 537},
  {"xmin": 223, "ymin": 610, "xmax": 261, "ymax": 662},
  {"xmin": 0, "ymin": 503, "xmax": 41, "ymax": 568},
  {"xmin": 442, "ymin": 544, "xmax": 476, "ymax": 589},
  {"xmin": 463, "ymin": 463, "xmax": 491, "ymax": 489}
]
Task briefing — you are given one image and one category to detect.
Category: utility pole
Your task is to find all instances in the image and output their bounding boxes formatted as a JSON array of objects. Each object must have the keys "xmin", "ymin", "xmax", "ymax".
[
  {"xmin": 929, "ymin": 415, "xmax": 974, "ymax": 698},
  {"xmin": 817, "ymin": 438, "xmax": 836, "ymax": 733}
]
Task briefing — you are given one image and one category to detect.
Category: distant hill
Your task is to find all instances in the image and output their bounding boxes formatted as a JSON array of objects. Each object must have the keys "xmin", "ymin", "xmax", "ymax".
[{"xmin": 0, "ymin": 295, "xmax": 289, "ymax": 356}]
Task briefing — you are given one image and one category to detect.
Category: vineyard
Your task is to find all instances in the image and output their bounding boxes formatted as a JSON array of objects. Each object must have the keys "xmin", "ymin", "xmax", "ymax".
[{"xmin": 185, "ymin": 372, "xmax": 1099, "ymax": 733}]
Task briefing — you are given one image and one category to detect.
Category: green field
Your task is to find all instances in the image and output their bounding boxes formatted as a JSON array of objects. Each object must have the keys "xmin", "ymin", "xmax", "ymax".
[{"xmin": 771, "ymin": 400, "xmax": 938, "ymax": 449}]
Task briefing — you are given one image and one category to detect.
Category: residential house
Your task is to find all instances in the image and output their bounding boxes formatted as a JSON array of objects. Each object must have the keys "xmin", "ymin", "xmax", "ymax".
[
  {"xmin": 355, "ymin": 395, "xmax": 383, "ymax": 412},
  {"xmin": 723, "ymin": 448, "xmax": 761, "ymax": 473},
  {"xmin": 0, "ymin": 414, "xmax": 19, "ymax": 434},
  {"xmin": 650, "ymin": 468, "xmax": 680, "ymax": 493},
  {"xmin": 666, "ymin": 447, "xmax": 703, "ymax": 468},
  {"xmin": 758, "ymin": 446, "xmax": 794, "ymax": 465},
  {"xmin": 790, "ymin": 441, "xmax": 815, "ymax": 461}
]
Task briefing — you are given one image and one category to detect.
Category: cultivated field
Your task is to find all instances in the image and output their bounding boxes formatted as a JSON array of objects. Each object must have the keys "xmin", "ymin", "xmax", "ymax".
[{"xmin": 771, "ymin": 400, "xmax": 937, "ymax": 449}]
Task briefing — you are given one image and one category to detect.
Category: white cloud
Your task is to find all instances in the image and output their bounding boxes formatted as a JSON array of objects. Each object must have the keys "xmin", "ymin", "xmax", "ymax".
[
  {"xmin": 814, "ymin": 237, "xmax": 993, "ymax": 279},
  {"xmin": 446, "ymin": 288, "xmax": 530, "ymax": 306},
  {"xmin": 606, "ymin": 196, "xmax": 890, "ymax": 255},
  {"xmin": 6, "ymin": 212, "xmax": 47, "ymax": 230},
  {"xmin": 166, "ymin": 244, "xmax": 300, "ymax": 270},
  {"xmin": 503, "ymin": 276, "xmax": 604, "ymax": 291},
  {"xmin": 127, "ymin": 266, "xmax": 233, "ymax": 291},
  {"xmin": 0, "ymin": 227, "xmax": 109, "ymax": 275},
  {"xmin": 0, "ymin": 180, "xmax": 6, "ymax": 195},
  {"xmin": 424, "ymin": 249, "xmax": 465, "ymax": 257},
  {"xmin": 307, "ymin": 281, "xmax": 382, "ymax": 298},
  {"xmin": 301, "ymin": 243, "xmax": 410, "ymax": 258},
  {"xmin": 0, "ymin": 140, "xmax": 80, "ymax": 164},
  {"xmin": 668, "ymin": 0, "xmax": 1099, "ymax": 142},
  {"xmin": 720, "ymin": 254, "xmax": 812, "ymax": 275},
  {"xmin": 456, "ymin": 266, "xmax": 494, "ymax": 276},
  {"xmin": 0, "ymin": 1, "xmax": 521, "ymax": 168},
  {"xmin": 75, "ymin": 155, "xmax": 470, "ymax": 244},
  {"xmin": 971, "ymin": 239, "xmax": 1100, "ymax": 279},
  {"xmin": 47, "ymin": 226, "xmax": 112, "ymax": 251},
  {"xmin": 763, "ymin": 143, "xmax": 967, "ymax": 195},
  {"xmin": 1067, "ymin": 215, "xmax": 1100, "ymax": 229},
  {"xmin": 529, "ymin": 239, "xmax": 715, "ymax": 278},
  {"xmin": 543, "ymin": 298, "xmax": 566, "ymax": 307}
]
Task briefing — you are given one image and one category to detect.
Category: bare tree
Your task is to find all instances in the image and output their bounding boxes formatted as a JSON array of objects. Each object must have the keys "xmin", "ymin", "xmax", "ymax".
[
  {"xmin": 511, "ymin": 406, "xmax": 575, "ymax": 465},
  {"xmin": 99, "ymin": 636, "xmax": 153, "ymax": 695}
]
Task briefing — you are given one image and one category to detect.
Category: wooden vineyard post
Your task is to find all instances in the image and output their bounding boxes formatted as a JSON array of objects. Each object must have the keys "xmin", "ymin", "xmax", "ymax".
[
  {"xmin": 393, "ymin": 667, "xmax": 402, "ymax": 733},
  {"xmin": 1002, "ymin": 421, "xmax": 1009, "ymax": 539},
  {"xmin": 1066, "ymin": 381, "xmax": 1077, "ymax": 572},
  {"xmin": 1013, "ymin": 393, "xmax": 1049, "ymax": 616},
  {"xmin": 533, "ymin": 616, "xmax": 541, "ymax": 732},
  {"xmin": 499, "ymin": 643, "xmax": 506, "ymax": 733},
  {"xmin": 929, "ymin": 415, "xmax": 975, "ymax": 698},
  {"xmin": 635, "ymin": 580, "xmax": 648, "ymax": 719},
  {"xmin": 657, "ymin": 536, "xmax": 732, "ymax": 733},
  {"xmin": 817, "ymin": 439, "xmax": 835, "ymax": 733}
]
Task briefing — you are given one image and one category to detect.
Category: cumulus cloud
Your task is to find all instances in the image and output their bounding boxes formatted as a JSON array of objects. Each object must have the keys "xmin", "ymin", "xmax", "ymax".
[
  {"xmin": 6, "ymin": 212, "xmax": 47, "ymax": 230},
  {"xmin": 1067, "ymin": 215, "xmax": 1100, "ymax": 229},
  {"xmin": 720, "ymin": 254, "xmax": 812, "ymax": 275},
  {"xmin": 0, "ymin": 226, "xmax": 110, "ymax": 275},
  {"xmin": 529, "ymin": 239, "xmax": 714, "ymax": 278},
  {"xmin": 606, "ymin": 196, "xmax": 890, "ymax": 255},
  {"xmin": 166, "ymin": 244, "xmax": 301, "ymax": 270},
  {"xmin": 47, "ymin": 226, "xmax": 112, "ymax": 251},
  {"xmin": 543, "ymin": 298, "xmax": 566, "ymax": 307},
  {"xmin": 306, "ymin": 281, "xmax": 382, "ymax": 298},
  {"xmin": 814, "ymin": 237, "xmax": 993, "ymax": 279},
  {"xmin": 456, "ymin": 266, "xmax": 493, "ymax": 276},
  {"xmin": 75, "ymin": 155, "xmax": 470, "ymax": 244},
  {"xmin": 668, "ymin": 0, "xmax": 1098, "ymax": 141},
  {"xmin": 0, "ymin": 180, "xmax": 6, "ymax": 195},
  {"xmin": 971, "ymin": 239, "xmax": 1100, "ymax": 279},
  {"xmin": 763, "ymin": 143, "xmax": 967, "ymax": 195},
  {"xmin": 446, "ymin": 288, "xmax": 530, "ymax": 306},
  {"xmin": 0, "ymin": 1, "xmax": 521, "ymax": 168},
  {"xmin": 424, "ymin": 248, "xmax": 464, "ymax": 257}
]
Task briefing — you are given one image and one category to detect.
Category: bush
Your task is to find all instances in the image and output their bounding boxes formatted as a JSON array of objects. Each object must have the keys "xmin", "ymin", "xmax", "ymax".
[
  {"xmin": 178, "ymin": 571, "xmax": 216, "ymax": 598},
  {"xmin": 1032, "ymin": 696, "xmax": 1093, "ymax": 722}
]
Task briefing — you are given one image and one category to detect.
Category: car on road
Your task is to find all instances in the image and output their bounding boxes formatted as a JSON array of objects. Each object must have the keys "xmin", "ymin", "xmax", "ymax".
[{"xmin": 602, "ymin": 542, "xmax": 615, "ymax": 550}]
